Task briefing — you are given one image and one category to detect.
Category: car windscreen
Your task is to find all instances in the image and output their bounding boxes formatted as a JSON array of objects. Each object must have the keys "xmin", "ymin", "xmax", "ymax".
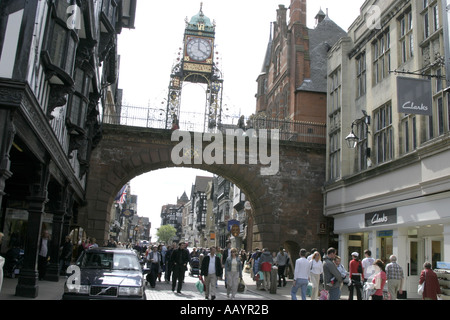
[{"xmin": 80, "ymin": 252, "xmax": 140, "ymax": 271}]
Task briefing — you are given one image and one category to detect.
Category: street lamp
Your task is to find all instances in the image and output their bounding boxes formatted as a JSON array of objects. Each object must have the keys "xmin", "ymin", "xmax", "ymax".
[{"xmin": 345, "ymin": 110, "xmax": 372, "ymax": 166}]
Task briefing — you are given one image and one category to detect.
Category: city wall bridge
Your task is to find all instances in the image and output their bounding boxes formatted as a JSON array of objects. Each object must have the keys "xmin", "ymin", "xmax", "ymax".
[{"xmin": 79, "ymin": 105, "xmax": 330, "ymax": 255}]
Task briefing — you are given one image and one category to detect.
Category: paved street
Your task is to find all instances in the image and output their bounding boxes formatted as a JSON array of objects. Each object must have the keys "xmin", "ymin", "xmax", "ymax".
[{"xmin": 0, "ymin": 269, "xmax": 352, "ymax": 300}]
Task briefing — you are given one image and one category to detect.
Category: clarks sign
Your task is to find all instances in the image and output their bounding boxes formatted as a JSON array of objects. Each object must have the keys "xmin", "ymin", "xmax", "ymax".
[
  {"xmin": 397, "ymin": 77, "xmax": 432, "ymax": 116},
  {"xmin": 365, "ymin": 208, "xmax": 397, "ymax": 227}
]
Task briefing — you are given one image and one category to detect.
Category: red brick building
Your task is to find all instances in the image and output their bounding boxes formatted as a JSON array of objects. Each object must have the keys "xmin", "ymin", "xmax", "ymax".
[{"xmin": 256, "ymin": 0, "xmax": 347, "ymax": 124}]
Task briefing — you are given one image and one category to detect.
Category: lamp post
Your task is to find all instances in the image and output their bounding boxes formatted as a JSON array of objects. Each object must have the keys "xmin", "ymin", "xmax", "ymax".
[{"xmin": 345, "ymin": 111, "xmax": 372, "ymax": 167}]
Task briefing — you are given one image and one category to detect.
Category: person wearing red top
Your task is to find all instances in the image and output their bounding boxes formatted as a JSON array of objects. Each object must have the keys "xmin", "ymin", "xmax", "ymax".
[
  {"xmin": 419, "ymin": 261, "xmax": 442, "ymax": 300},
  {"xmin": 348, "ymin": 252, "xmax": 363, "ymax": 300},
  {"xmin": 372, "ymin": 259, "xmax": 387, "ymax": 300}
]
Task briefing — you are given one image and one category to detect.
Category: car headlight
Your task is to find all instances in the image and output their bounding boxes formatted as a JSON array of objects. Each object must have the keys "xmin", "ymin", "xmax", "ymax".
[
  {"xmin": 65, "ymin": 283, "xmax": 90, "ymax": 294},
  {"xmin": 119, "ymin": 286, "xmax": 143, "ymax": 296}
]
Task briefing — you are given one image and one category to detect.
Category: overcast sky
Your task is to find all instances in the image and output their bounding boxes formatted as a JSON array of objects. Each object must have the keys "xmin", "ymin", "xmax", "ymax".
[{"xmin": 116, "ymin": 0, "xmax": 365, "ymax": 239}]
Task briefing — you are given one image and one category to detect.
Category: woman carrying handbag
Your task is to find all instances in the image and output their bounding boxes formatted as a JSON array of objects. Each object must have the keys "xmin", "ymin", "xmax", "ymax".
[{"xmin": 419, "ymin": 261, "xmax": 441, "ymax": 300}]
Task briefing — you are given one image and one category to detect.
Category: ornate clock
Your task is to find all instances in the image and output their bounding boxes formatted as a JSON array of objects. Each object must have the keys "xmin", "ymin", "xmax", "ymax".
[{"xmin": 186, "ymin": 37, "xmax": 212, "ymax": 62}]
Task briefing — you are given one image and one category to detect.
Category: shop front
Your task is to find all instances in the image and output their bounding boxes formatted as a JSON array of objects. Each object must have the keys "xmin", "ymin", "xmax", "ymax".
[{"xmin": 334, "ymin": 195, "xmax": 450, "ymax": 299}]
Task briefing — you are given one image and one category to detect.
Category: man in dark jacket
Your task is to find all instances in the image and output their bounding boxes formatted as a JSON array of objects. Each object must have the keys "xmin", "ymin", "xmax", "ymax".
[
  {"xmin": 201, "ymin": 246, "xmax": 223, "ymax": 300},
  {"xmin": 169, "ymin": 242, "xmax": 189, "ymax": 293}
]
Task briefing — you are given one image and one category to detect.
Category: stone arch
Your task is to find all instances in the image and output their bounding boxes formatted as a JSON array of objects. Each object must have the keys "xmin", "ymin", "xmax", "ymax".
[{"xmin": 79, "ymin": 124, "xmax": 327, "ymax": 252}]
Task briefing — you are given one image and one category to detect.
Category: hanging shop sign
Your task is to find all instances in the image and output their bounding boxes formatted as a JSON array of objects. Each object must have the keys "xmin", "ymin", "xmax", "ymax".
[
  {"xmin": 397, "ymin": 77, "xmax": 432, "ymax": 116},
  {"xmin": 365, "ymin": 208, "xmax": 397, "ymax": 227},
  {"xmin": 228, "ymin": 220, "xmax": 240, "ymax": 237}
]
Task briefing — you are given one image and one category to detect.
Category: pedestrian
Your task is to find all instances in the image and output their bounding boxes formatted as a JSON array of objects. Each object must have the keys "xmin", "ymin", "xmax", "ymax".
[
  {"xmin": 224, "ymin": 247, "xmax": 243, "ymax": 299},
  {"xmin": 169, "ymin": 242, "xmax": 189, "ymax": 294},
  {"xmin": 38, "ymin": 230, "xmax": 50, "ymax": 280},
  {"xmin": 419, "ymin": 261, "xmax": 441, "ymax": 300},
  {"xmin": 147, "ymin": 245, "xmax": 163, "ymax": 288},
  {"xmin": 385, "ymin": 255, "xmax": 404, "ymax": 300},
  {"xmin": 291, "ymin": 248, "xmax": 310, "ymax": 300},
  {"xmin": 258, "ymin": 248, "xmax": 273, "ymax": 291},
  {"xmin": 276, "ymin": 246, "xmax": 288, "ymax": 287},
  {"xmin": 307, "ymin": 248, "xmax": 318, "ymax": 261},
  {"xmin": 371, "ymin": 259, "xmax": 387, "ymax": 300},
  {"xmin": 348, "ymin": 252, "xmax": 363, "ymax": 300},
  {"xmin": 322, "ymin": 247, "xmax": 343, "ymax": 300},
  {"xmin": 201, "ymin": 246, "xmax": 223, "ymax": 300},
  {"xmin": 59, "ymin": 236, "xmax": 73, "ymax": 275},
  {"xmin": 165, "ymin": 241, "xmax": 177, "ymax": 282},
  {"xmin": 249, "ymin": 248, "xmax": 260, "ymax": 279},
  {"xmin": 222, "ymin": 241, "xmax": 231, "ymax": 287},
  {"xmin": 334, "ymin": 255, "xmax": 349, "ymax": 286},
  {"xmin": 362, "ymin": 249, "xmax": 375, "ymax": 282},
  {"xmin": 309, "ymin": 251, "xmax": 323, "ymax": 300},
  {"xmin": 89, "ymin": 237, "xmax": 98, "ymax": 249}
]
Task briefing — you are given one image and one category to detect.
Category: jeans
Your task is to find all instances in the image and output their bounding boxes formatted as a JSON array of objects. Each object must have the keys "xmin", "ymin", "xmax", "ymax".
[
  {"xmin": 291, "ymin": 278, "xmax": 309, "ymax": 300},
  {"xmin": 328, "ymin": 286, "xmax": 341, "ymax": 300}
]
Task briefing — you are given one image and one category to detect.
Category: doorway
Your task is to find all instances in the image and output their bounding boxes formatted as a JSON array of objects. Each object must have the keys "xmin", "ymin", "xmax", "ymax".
[{"xmin": 406, "ymin": 238, "xmax": 423, "ymax": 299}]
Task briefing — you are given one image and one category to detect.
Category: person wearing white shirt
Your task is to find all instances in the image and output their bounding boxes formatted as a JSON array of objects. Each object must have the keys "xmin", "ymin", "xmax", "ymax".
[
  {"xmin": 309, "ymin": 251, "xmax": 323, "ymax": 300},
  {"xmin": 291, "ymin": 249, "xmax": 311, "ymax": 300},
  {"xmin": 362, "ymin": 249, "xmax": 375, "ymax": 282}
]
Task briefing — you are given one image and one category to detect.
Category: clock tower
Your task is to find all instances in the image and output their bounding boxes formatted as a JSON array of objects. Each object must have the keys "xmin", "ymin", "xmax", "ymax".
[{"xmin": 166, "ymin": 3, "xmax": 223, "ymax": 131}]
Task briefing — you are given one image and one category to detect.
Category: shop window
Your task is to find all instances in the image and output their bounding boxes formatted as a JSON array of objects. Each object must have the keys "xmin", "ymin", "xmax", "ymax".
[{"xmin": 378, "ymin": 230, "xmax": 393, "ymax": 263}]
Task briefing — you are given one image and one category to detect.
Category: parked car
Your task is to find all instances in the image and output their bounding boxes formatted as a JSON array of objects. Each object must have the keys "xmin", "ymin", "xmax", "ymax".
[{"xmin": 63, "ymin": 247, "xmax": 146, "ymax": 300}]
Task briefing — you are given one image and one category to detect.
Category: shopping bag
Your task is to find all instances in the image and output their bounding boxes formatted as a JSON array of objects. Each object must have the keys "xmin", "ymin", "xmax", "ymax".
[
  {"xmin": 319, "ymin": 289, "xmax": 329, "ymax": 300},
  {"xmin": 258, "ymin": 271, "xmax": 264, "ymax": 280},
  {"xmin": 238, "ymin": 278, "xmax": 246, "ymax": 293},
  {"xmin": 306, "ymin": 282, "xmax": 312, "ymax": 297},
  {"xmin": 196, "ymin": 280, "xmax": 204, "ymax": 294},
  {"xmin": 418, "ymin": 282, "xmax": 425, "ymax": 295}
]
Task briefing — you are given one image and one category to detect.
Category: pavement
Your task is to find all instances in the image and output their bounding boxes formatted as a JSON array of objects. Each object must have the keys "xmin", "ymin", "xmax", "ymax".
[{"xmin": 0, "ymin": 269, "xmax": 353, "ymax": 301}]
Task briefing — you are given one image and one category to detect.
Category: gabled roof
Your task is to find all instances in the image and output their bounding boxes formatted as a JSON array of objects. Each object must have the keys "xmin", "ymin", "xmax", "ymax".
[
  {"xmin": 298, "ymin": 16, "xmax": 347, "ymax": 93},
  {"xmin": 193, "ymin": 176, "xmax": 213, "ymax": 193}
]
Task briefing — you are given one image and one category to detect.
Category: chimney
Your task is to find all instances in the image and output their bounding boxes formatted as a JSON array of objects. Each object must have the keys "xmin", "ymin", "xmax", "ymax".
[{"xmin": 290, "ymin": 0, "xmax": 307, "ymax": 26}]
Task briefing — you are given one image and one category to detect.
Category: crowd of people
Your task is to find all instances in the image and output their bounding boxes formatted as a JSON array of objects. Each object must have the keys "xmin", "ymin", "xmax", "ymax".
[
  {"xmin": 0, "ymin": 232, "xmax": 444, "ymax": 301},
  {"xmin": 139, "ymin": 241, "xmax": 249, "ymax": 300},
  {"xmin": 111, "ymin": 241, "xmax": 445, "ymax": 301},
  {"xmin": 289, "ymin": 247, "xmax": 443, "ymax": 300}
]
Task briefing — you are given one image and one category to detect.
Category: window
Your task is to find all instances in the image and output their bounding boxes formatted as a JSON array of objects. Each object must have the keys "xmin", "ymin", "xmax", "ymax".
[
  {"xmin": 373, "ymin": 31, "xmax": 390, "ymax": 85},
  {"xmin": 43, "ymin": 0, "xmax": 79, "ymax": 78},
  {"xmin": 422, "ymin": 0, "xmax": 441, "ymax": 40},
  {"xmin": 433, "ymin": 4, "xmax": 440, "ymax": 32},
  {"xmin": 329, "ymin": 68, "xmax": 341, "ymax": 112},
  {"xmin": 374, "ymin": 103, "xmax": 393, "ymax": 164},
  {"xmin": 67, "ymin": 67, "xmax": 91, "ymax": 130},
  {"xmin": 401, "ymin": 114, "xmax": 417, "ymax": 155},
  {"xmin": 438, "ymin": 97, "xmax": 444, "ymax": 135},
  {"xmin": 356, "ymin": 53, "xmax": 366, "ymax": 97},
  {"xmin": 355, "ymin": 118, "xmax": 369, "ymax": 171},
  {"xmin": 329, "ymin": 131, "xmax": 340, "ymax": 180},
  {"xmin": 399, "ymin": 11, "xmax": 413, "ymax": 64}
]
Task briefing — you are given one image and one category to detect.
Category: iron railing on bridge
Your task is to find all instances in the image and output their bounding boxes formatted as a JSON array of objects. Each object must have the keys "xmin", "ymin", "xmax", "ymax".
[{"xmin": 102, "ymin": 104, "xmax": 326, "ymax": 144}]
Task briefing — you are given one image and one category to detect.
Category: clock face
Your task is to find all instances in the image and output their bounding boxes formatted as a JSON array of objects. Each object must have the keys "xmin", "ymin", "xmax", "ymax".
[{"xmin": 186, "ymin": 37, "xmax": 212, "ymax": 62}]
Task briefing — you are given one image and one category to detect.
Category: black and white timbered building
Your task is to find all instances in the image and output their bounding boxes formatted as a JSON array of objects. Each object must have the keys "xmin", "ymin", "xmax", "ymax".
[{"xmin": 0, "ymin": 0, "xmax": 136, "ymax": 298}]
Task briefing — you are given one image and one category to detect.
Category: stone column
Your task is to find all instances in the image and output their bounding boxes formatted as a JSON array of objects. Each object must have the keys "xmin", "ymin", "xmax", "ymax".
[
  {"xmin": 0, "ymin": 108, "xmax": 15, "ymax": 214},
  {"xmin": 45, "ymin": 184, "xmax": 69, "ymax": 282},
  {"xmin": 15, "ymin": 163, "xmax": 50, "ymax": 298}
]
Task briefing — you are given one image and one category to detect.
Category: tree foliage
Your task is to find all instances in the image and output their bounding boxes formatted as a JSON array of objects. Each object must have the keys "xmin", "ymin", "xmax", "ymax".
[{"xmin": 156, "ymin": 225, "xmax": 177, "ymax": 243}]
